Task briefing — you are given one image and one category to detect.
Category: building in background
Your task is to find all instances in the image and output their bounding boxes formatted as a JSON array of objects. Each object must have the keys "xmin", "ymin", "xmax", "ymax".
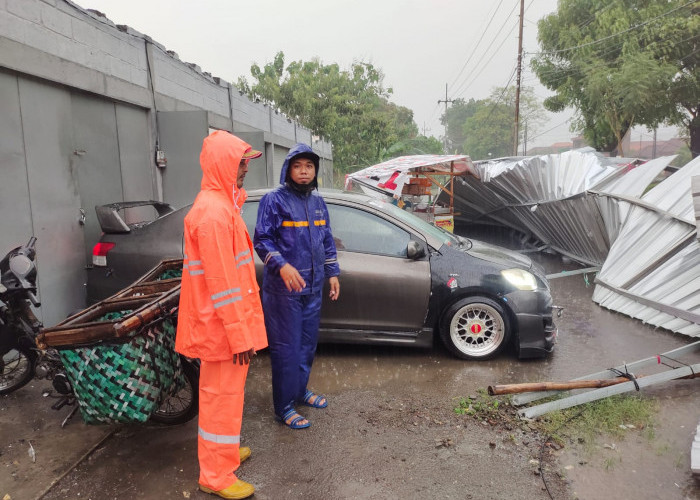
[{"xmin": 0, "ymin": 0, "xmax": 332, "ymax": 325}]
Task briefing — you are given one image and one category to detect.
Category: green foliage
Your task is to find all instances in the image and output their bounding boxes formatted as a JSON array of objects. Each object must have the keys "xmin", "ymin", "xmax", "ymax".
[
  {"xmin": 540, "ymin": 395, "xmax": 658, "ymax": 451},
  {"xmin": 454, "ymin": 389, "xmax": 502, "ymax": 417},
  {"xmin": 237, "ymin": 52, "xmax": 421, "ymax": 175},
  {"xmin": 670, "ymin": 143, "xmax": 692, "ymax": 167},
  {"xmin": 379, "ymin": 135, "xmax": 444, "ymax": 160},
  {"xmin": 533, "ymin": 0, "xmax": 699, "ymax": 156},
  {"xmin": 455, "ymin": 86, "xmax": 545, "ymax": 159},
  {"xmin": 440, "ymin": 98, "xmax": 479, "ymax": 154}
]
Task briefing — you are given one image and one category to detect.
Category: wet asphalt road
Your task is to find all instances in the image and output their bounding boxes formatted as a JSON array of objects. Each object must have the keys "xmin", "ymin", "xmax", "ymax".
[{"xmin": 1, "ymin": 237, "xmax": 698, "ymax": 500}]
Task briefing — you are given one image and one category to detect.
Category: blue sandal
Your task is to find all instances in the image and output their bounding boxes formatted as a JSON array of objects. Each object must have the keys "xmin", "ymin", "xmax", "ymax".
[
  {"xmin": 278, "ymin": 409, "xmax": 310, "ymax": 429},
  {"xmin": 302, "ymin": 390, "xmax": 328, "ymax": 409}
]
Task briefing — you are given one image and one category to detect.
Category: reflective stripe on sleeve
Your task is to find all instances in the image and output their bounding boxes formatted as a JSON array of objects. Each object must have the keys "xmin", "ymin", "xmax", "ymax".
[
  {"xmin": 234, "ymin": 250, "xmax": 250, "ymax": 260},
  {"xmin": 264, "ymin": 251, "xmax": 280, "ymax": 265},
  {"xmin": 281, "ymin": 221, "xmax": 309, "ymax": 227},
  {"xmin": 314, "ymin": 220, "xmax": 326, "ymax": 226},
  {"xmin": 189, "ymin": 269, "xmax": 204, "ymax": 276},
  {"xmin": 236, "ymin": 257, "xmax": 252, "ymax": 268},
  {"xmin": 198, "ymin": 427, "xmax": 240, "ymax": 445},
  {"xmin": 235, "ymin": 250, "xmax": 252, "ymax": 268}
]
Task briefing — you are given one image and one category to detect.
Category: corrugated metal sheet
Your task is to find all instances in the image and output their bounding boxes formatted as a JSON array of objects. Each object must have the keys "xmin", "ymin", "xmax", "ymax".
[
  {"xmin": 691, "ymin": 175, "xmax": 700, "ymax": 238},
  {"xmin": 593, "ymin": 156, "xmax": 700, "ymax": 338},
  {"xmin": 449, "ymin": 148, "xmax": 700, "ymax": 337},
  {"xmin": 450, "ymin": 149, "xmax": 671, "ymax": 266}
]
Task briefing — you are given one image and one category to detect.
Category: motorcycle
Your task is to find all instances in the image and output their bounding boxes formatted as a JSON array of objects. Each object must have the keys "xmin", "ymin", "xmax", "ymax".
[
  {"xmin": 0, "ymin": 238, "xmax": 198, "ymax": 426},
  {"xmin": 0, "ymin": 237, "xmax": 41, "ymax": 395}
]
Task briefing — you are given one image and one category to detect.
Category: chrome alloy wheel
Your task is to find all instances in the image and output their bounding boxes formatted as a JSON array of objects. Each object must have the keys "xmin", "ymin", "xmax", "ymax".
[{"xmin": 449, "ymin": 302, "xmax": 505, "ymax": 358}]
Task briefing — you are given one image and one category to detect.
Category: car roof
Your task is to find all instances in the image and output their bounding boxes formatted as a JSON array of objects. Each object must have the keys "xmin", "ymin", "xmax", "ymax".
[
  {"xmin": 245, "ymin": 187, "xmax": 447, "ymax": 250},
  {"xmin": 246, "ymin": 187, "xmax": 374, "ymax": 204}
]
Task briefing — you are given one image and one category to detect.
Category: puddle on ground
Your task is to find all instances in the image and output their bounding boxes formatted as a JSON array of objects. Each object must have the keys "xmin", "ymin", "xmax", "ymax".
[{"xmin": 245, "ymin": 243, "xmax": 700, "ymax": 500}]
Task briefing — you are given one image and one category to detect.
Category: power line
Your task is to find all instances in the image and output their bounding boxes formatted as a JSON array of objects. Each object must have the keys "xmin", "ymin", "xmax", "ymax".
[
  {"xmin": 525, "ymin": 31, "xmax": 700, "ymax": 87},
  {"xmin": 531, "ymin": 0, "xmax": 696, "ymax": 57},
  {"xmin": 452, "ymin": 0, "xmax": 520, "ymax": 97},
  {"xmin": 528, "ymin": 118, "xmax": 573, "ymax": 142},
  {"xmin": 453, "ymin": 17, "xmax": 519, "ymax": 98},
  {"xmin": 437, "ymin": 83, "xmax": 454, "ymax": 151},
  {"xmin": 448, "ymin": 0, "xmax": 507, "ymax": 92}
]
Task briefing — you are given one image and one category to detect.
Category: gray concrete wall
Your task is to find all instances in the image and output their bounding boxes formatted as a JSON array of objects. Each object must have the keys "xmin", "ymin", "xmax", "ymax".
[
  {"xmin": 0, "ymin": 0, "xmax": 333, "ymax": 324},
  {"xmin": 0, "ymin": 0, "xmax": 333, "ymax": 171}
]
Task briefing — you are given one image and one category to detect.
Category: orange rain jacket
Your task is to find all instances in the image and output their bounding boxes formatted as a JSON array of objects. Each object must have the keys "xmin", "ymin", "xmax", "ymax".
[{"xmin": 175, "ymin": 131, "xmax": 267, "ymax": 361}]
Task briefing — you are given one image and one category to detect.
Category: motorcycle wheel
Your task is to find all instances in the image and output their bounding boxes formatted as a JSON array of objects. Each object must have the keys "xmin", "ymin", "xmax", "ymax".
[
  {"xmin": 150, "ymin": 357, "xmax": 199, "ymax": 425},
  {"xmin": 0, "ymin": 345, "xmax": 36, "ymax": 395}
]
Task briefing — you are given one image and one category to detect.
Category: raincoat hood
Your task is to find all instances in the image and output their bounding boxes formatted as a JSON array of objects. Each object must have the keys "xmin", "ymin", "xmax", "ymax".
[
  {"xmin": 200, "ymin": 130, "xmax": 253, "ymax": 208},
  {"xmin": 280, "ymin": 143, "xmax": 320, "ymax": 189}
]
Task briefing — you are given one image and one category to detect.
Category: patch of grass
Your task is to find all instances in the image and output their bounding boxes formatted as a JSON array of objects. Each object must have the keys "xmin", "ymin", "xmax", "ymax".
[
  {"xmin": 539, "ymin": 395, "xmax": 658, "ymax": 449},
  {"xmin": 454, "ymin": 395, "xmax": 500, "ymax": 417},
  {"xmin": 655, "ymin": 443, "xmax": 671, "ymax": 456},
  {"xmin": 453, "ymin": 389, "xmax": 504, "ymax": 418},
  {"xmin": 603, "ymin": 456, "xmax": 617, "ymax": 471}
]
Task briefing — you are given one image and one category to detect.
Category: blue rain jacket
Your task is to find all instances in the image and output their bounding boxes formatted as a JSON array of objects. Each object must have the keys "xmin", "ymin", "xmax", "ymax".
[{"xmin": 253, "ymin": 144, "xmax": 340, "ymax": 295}]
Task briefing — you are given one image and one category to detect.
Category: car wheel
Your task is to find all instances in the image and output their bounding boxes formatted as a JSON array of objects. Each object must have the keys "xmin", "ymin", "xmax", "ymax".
[
  {"xmin": 439, "ymin": 296, "xmax": 511, "ymax": 360},
  {"xmin": 0, "ymin": 345, "xmax": 36, "ymax": 395},
  {"xmin": 150, "ymin": 356, "xmax": 199, "ymax": 425}
]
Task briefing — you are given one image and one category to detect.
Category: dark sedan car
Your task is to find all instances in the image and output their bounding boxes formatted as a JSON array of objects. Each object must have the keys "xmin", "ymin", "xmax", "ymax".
[{"xmin": 87, "ymin": 189, "xmax": 557, "ymax": 360}]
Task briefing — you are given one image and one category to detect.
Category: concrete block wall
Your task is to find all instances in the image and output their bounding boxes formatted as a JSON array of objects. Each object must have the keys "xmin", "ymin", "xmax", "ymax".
[
  {"xmin": 0, "ymin": 0, "xmax": 332, "ymax": 162},
  {"xmin": 295, "ymin": 127, "xmax": 313, "ymax": 146},
  {"xmin": 1, "ymin": 0, "xmax": 150, "ymax": 103},
  {"xmin": 231, "ymin": 90, "xmax": 272, "ymax": 132},
  {"xmin": 271, "ymin": 111, "xmax": 296, "ymax": 140}
]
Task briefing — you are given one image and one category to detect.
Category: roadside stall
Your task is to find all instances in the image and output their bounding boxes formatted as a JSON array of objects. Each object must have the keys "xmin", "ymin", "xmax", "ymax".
[{"xmin": 344, "ymin": 154, "xmax": 475, "ymax": 232}]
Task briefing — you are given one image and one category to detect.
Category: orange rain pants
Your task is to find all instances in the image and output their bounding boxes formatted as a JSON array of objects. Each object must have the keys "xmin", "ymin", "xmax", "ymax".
[{"xmin": 198, "ymin": 359, "xmax": 249, "ymax": 490}]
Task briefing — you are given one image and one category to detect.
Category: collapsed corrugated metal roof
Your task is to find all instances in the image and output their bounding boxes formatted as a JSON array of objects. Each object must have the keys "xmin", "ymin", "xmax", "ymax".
[
  {"xmin": 693, "ymin": 175, "xmax": 700, "ymax": 238},
  {"xmin": 449, "ymin": 148, "xmax": 700, "ymax": 337},
  {"xmin": 592, "ymin": 156, "xmax": 700, "ymax": 338},
  {"xmin": 450, "ymin": 148, "xmax": 670, "ymax": 266}
]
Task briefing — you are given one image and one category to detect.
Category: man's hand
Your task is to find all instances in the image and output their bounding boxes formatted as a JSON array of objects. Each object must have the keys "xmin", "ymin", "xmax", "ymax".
[
  {"xmin": 328, "ymin": 276, "xmax": 340, "ymax": 301},
  {"xmin": 280, "ymin": 263, "xmax": 306, "ymax": 292},
  {"xmin": 232, "ymin": 348, "xmax": 256, "ymax": 365}
]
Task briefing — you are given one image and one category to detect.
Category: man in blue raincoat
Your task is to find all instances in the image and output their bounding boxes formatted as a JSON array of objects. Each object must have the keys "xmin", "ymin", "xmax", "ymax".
[{"xmin": 253, "ymin": 143, "xmax": 340, "ymax": 429}]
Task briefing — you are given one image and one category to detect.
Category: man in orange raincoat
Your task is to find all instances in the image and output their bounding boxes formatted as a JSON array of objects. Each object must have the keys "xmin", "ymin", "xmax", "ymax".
[{"xmin": 176, "ymin": 131, "xmax": 268, "ymax": 499}]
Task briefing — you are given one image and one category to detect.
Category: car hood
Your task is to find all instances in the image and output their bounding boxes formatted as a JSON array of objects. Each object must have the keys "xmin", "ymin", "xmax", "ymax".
[{"xmin": 464, "ymin": 238, "xmax": 532, "ymax": 270}]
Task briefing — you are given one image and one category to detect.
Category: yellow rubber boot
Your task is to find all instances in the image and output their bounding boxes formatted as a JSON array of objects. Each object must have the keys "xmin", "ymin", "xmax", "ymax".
[
  {"xmin": 239, "ymin": 446, "xmax": 251, "ymax": 463},
  {"xmin": 200, "ymin": 479, "xmax": 255, "ymax": 499}
]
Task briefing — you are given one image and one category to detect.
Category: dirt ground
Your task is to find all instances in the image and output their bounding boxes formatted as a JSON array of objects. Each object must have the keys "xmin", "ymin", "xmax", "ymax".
[{"xmin": 1, "ymin": 247, "xmax": 699, "ymax": 500}]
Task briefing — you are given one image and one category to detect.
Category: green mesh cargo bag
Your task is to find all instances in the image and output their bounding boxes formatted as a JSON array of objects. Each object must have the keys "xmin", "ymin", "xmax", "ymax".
[{"xmin": 59, "ymin": 319, "xmax": 185, "ymax": 424}]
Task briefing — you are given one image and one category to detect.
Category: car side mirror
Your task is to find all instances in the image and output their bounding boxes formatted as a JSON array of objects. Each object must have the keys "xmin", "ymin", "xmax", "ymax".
[{"xmin": 407, "ymin": 240, "xmax": 425, "ymax": 260}]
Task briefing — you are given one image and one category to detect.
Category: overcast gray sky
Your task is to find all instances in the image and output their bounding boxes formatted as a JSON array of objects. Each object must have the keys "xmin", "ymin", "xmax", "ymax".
[{"xmin": 78, "ymin": 0, "xmax": 676, "ymax": 149}]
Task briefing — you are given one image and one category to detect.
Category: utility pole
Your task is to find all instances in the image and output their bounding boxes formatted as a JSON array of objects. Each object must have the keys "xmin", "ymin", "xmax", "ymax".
[
  {"xmin": 437, "ymin": 83, "xmax": 453, "ymax": 152},
  {"xmin": 513, "ymin": 0, "xmax": 524, "ymax": 156},
  {"xmin": 523, "ymin": 121, "xmax": 528, "ymax": 156},
  {"xmin": 422, "ymin": 122, "xmax": 431, "ymax": 137}
]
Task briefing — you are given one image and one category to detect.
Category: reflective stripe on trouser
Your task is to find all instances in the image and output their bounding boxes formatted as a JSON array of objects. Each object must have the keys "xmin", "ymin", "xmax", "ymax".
[
  {"xmin": 198, "ymin": 359, "xmax": 249, "ymax": 491},
  {"xmin": 263, "ymin": 291, "xmax": 322, "ymax": 417}
]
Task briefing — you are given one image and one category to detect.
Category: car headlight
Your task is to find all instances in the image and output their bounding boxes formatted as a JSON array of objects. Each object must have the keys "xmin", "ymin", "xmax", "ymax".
[{"xmin": 500, "ymin": 268, "xmax": 537, "ymax": 291}]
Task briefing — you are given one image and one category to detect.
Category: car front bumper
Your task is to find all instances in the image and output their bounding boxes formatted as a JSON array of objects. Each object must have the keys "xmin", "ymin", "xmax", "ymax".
[{"xmin": 504, "ymin": 288, "xmax": 557, "ymax": 359}]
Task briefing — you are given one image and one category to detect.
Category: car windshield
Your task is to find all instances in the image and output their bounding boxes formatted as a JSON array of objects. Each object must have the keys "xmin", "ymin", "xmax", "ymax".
[{"xmin": 363, "ymin": 196, "xmax": 465, "ymax": 248}]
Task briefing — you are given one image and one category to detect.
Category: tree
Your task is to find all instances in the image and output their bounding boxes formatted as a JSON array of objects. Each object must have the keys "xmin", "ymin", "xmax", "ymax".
[
  {"xmin": 237, "ymin": 52, "xmax": 420, "ymax": 175},
  {"xmin": 378, "ymin": 135, "xmax": 444, "ymax": 160},
  {"xmin": 533, "ymin": 0, "xmax": 699, "ymax": 157},
  {"xmin": 449, "ymin": 86, "xmax": 545, "ymax": 160},
  {"xmin": 440, "ymin": 98, "xmax": 479, "ymax": 154}
]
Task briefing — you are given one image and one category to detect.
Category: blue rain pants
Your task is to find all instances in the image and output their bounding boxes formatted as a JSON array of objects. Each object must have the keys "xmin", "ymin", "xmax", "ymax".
[{"xmin": 263, "ymin": 289, "xmax": 323, "ymax": 418}]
